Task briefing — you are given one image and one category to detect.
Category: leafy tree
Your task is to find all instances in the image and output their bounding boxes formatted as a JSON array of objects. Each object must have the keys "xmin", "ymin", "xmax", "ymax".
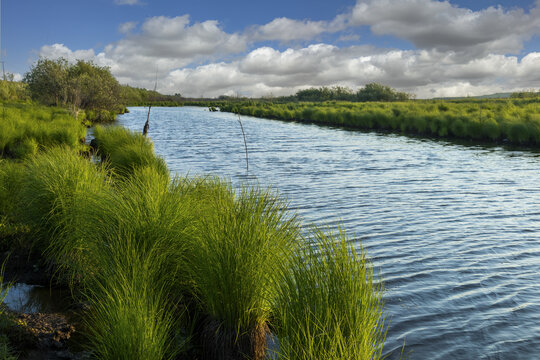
[
  {"xmin": 23, "ymin": 58, "xmax": 69, "ymax": 106},
  {"xmin": 356, "ymin": 83, "xmax": 412, "ymax": 101},
  {"xmin": 67, "ymin": 60, "xmax": 121, "ymax": 110}
]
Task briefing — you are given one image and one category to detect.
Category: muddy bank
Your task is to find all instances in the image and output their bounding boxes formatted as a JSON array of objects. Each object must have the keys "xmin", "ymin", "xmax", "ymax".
[{"xmin": 1, "ymin": 251, "xmax": 91, "ymax": 359}]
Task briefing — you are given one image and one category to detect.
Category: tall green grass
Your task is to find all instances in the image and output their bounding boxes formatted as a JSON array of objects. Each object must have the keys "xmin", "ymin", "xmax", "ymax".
[
  {"xmin": 0, "ymin": 102, "xmax": 86, "ymax": 159},
  {"xmin": 219, "ymin": 100, "xmax": 540, "ymax": 146},
  {"xmin": 64, "ymin": 166, "xmax": 197, "ymax": 359},
  {"xmin": 4, "ymin": 127, "xmax": 390, "ymax": 360},
  {"xmin": 276, "ymin": 227, "xmax": 386, "ymax": 360},
  {"xmin": 93, "ymin": 125, "xmax": 168, "ymax": 177},
  {"xmin": 17, "ymin": 147, "xmax": 111, "ymax": 270},
  {"xmin": 188, "ymin": 184, "xmax": 300, "ymax": 360}
]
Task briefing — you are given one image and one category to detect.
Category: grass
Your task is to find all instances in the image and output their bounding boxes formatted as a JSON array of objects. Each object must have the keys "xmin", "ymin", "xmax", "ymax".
[
  {"xmin": 1, "ymin": 120, "xmax": 389, "ymax": 359},
  {"xmin": 16, "ymin": 146, "xmax": 111, "ymax": 277},
  {"xmin": 217, "ymin": 99, "xmax": 540, "ymax": 146},
  {"xmin": 188, "ymin": 183, "xmax": 300, "ymax": 359},
  {"xmin": 275, "ymin": 227, "xmax": 387, "ymax": 360},
  {"xmin": 0, "ymin": 102, "xmax": 86, "ymax": 159},
  {"xmin": 92, "ymin": 125, "xmax": 168, "ymax": 177}
]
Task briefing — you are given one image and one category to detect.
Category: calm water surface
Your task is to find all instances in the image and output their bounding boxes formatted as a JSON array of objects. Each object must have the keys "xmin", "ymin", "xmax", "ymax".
[{"xmin": 118, "ymin": 107, "xmax": 540, "ymax": 359}]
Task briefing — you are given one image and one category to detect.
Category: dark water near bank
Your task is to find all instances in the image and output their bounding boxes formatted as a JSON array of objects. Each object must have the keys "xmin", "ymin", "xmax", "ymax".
[
  {"xmin": 118, "ymin": 107, "xmax": 540, "ymax": 359},
  {"xmin": 3, "ymin": 283, "xmax": 71, "ymax": 313}
]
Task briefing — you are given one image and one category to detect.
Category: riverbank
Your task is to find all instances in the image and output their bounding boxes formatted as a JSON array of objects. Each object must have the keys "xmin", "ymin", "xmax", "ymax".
[
  {"xmin": 0, "ymin": 101, "xmax": 387, "ymax": 359},
  {"xmin": 216, "ymin": 99, "xmax": 540, "ymax": 146}
]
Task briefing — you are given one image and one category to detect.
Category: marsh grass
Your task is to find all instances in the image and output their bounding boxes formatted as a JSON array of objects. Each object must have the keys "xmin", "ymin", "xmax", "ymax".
[
  {"xmin": 219, "ymin": 100, "xmax": 540, "ymax": 146},
  {"xmin": 276, "ymin": 227, "xmax": 386, "ymax": 360},
  {"xmin": 17, "ymin": 147, "xmax": 111, "ymax": 271},
  {"xmin": 76, "ymin": 166, "xmax": 199, "ymax": 358},
  {"xmin": 0, "ymin": 103, "xmax": 86, "ymax": 159},
  {"xmin": 92, "ymin": 125, "xmax": 168, "ymax": 177},
  {"xmin": 189, "ymin": 183, "xmax": 300, "ymax": 359}
]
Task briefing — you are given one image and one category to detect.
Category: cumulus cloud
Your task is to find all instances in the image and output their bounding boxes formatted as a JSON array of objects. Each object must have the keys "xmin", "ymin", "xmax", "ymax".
[
  {"xmin": 39, "ymin": 43, "xmax": 96, "ymax": 62},
  {"xmin": 350, "ymin": 0, "xmax": 540, "ymax": 55},
  {"xmin": 36, "ymin": 2, "xmax": 540, "ymax": 98},
  {"xmin": 248, "ymin": 16, "xmax": 346, "ymax": 42},
  {"xmin": 118, "ymin": 21, "xmax": 138, "ymax": 34},
  {"xmin": 39, "ymin": 15, "xmax": 247, "ymax": 86},
  {"xmin": 114, "ymin": 0, "xmax": 142, "ymax": 5}
]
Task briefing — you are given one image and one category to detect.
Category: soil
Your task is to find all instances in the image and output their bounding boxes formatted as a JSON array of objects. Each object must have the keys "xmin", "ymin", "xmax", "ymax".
[{"xmin": 0, "ymin": 251, "xmax": 91, "ymax": 359}]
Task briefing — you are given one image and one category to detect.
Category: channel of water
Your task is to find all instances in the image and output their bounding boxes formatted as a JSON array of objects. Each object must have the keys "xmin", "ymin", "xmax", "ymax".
[{"xmin": 116, "ymin": 106, "xmax": 540, "ymax": 359}]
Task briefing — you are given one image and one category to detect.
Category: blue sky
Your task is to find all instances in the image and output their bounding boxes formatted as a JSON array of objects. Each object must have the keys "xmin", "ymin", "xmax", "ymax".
[{"xmin": 3, "ymin": 0, "xmax": 540, "ymax": 98}]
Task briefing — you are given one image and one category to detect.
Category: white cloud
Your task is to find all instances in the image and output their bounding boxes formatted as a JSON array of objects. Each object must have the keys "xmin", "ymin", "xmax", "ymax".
[
  {"xmin": 114, "ymin": 0, "xmax": 141, "ymax": 5},
  {"xmin": 36, "ymin": 2, "xmax": 540, "ymax": 98},
  {"xmin": 350, "ymin": 0, "xmax": 540, "ymax": 55},
  {"xmin": 249, "ymin": 16, "xmax": 346, "ymax": 42},
  {"xmin": 118, "ymin": 21, "xmax": 138, "ymax": 34},
  {"xmin": 39, "ymin": 43, "xmax": 96, "ymax": 62}
]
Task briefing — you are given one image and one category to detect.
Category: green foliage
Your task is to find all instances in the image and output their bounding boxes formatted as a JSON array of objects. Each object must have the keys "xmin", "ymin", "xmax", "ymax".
[
  {"xmin": 0, "ymin": 80, "xmax": 29, "ymax": 102},
  {"xmin": 0, "ymin": 102, "xmax": 86, "ymax": 159},
  {"xmin": 17, "ymin": 147, "xmax": 110, "ymax": 253},
  {"xmin": 23, "ymin": 58, "xmax": 69, "ymax": 106},
  {"xmin": 357, "ymin": 83, "xmax": 412, "ymax": 101},
  {"xmin": 189, "ymin": 184, "xmax": 300, "ymax": 328},
  {"xmin": 24, "ymin": 57, "xmax": 123, "ymax": 120},
  {"xmin": 121, "ymin": 85, "xmax": 183, "ymax": 106},
  {"xmin": 218, "ymin": 99, "xmax": 540, "ymax": 146},
  {"xmin": 93, "ymin": 125, "xmax": 168, "ymax": 177},
  {"xmin": 276, "ymin": 227, "xmax": 386, "ymax": 360}
]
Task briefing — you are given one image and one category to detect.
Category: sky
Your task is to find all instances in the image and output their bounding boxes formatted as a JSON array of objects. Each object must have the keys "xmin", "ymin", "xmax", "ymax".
[{"xmin": 3, "ymin": 0, "xmax": 540, "ymax": 98}]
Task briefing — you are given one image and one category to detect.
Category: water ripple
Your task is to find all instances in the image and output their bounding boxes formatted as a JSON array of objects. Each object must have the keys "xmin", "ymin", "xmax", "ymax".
[{"xmin": 117, "ymin": 107, "xmax": 540, "ymax": 359}]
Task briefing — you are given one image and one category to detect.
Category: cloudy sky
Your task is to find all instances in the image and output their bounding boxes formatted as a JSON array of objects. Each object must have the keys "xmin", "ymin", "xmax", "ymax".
[{"xmin": 3, "ymin": 0, "xmax": 540, "ymax": 98}]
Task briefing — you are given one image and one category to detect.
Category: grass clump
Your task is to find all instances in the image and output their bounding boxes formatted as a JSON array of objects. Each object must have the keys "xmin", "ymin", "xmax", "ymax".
[
  {"xmin": 93, "ymin": 125, "xmax": 168, "ymax": 177},
  {"xmin": 276, "ymin": 227, "xmax": 386, "ymax": 360},
  {"xmin": 17, "ymin": 147, "xmax": 111, "ymax": 269},
  {"xmin": 0, "ymin": 102, "xmax": 86, "ymax": 159},
  {"xmin": 189, "ymin": 183, "xmax": 300, "ymax": 360}
]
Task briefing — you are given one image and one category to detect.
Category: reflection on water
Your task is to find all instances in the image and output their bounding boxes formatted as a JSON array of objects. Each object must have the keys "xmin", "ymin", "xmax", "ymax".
[
  {"xmin": 117, "ymin": 107, "xmax": 540, "ymax": 359},
  {"xmin": 3, "ymin": 283, "xmax": 71, "ymax": 313}
]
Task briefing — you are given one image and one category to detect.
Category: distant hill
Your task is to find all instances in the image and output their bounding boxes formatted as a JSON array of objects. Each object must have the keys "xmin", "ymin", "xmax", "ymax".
[{"xmin": 432, "ymin": 92, "xmax": 512, "ymax": 100}]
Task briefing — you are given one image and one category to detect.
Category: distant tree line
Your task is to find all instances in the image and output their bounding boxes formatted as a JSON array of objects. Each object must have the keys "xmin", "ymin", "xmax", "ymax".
[
  {"xmin": 290, "ymin": 83, "xmax": 413, "ymax": 102},
  {"xmin": 510, "ymin": 89, "xmax": 540, "ymax": 99},
  {"xmin": 120, "ymin": 85, "xmax": 183, "ymax": 106}
]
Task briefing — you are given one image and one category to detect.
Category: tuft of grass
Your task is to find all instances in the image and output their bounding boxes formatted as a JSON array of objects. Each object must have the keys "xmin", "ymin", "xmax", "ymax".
[
  {"xmin": 275, "ymin": 227, "xmax": 387, "ymax": 360},
  {"xmin": 188, "ymin": 183, "xmax": 300, "ymax": 360},
  {"xmin": 17, "ymin": 147, "xmax": 111, "ymax": 268},
  {"xmin": 84, "ymin": 233, "xmax": 179, "ymax": 360},
  {"xmin": 93, "ymin": 125, "xmax": 168, "ymax": 177}
]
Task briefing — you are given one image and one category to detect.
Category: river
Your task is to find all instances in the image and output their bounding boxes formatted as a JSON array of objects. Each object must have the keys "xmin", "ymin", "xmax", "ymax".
[{"xmin": 117, "ymin": 106, "xmax": 540, "ymax": 359}]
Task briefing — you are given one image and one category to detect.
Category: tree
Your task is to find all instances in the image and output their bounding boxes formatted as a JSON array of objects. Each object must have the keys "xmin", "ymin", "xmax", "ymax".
[
  {"xmin": 67, "ymin": 60, "xmax": 121, "ymax": 110},
  {"xmin": 23, "ymin": 58, "xmax": 69, "ymax": 106},
  {"xmin": 356, "ymin": 83, "xmax": 412, "ymax": 102},
  {"xmin": 24, "ymin": 58, "xmax": 123, "ymax": 116}
]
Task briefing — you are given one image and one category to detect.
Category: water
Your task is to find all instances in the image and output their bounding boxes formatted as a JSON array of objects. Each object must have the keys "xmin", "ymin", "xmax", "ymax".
[
  {"xmin": 3, "ymin": 283, "xmax": 72, "ymax": 313},
  {"xmin": 117, "ymin": 106, "xmax": 540, "ymax": 359}
]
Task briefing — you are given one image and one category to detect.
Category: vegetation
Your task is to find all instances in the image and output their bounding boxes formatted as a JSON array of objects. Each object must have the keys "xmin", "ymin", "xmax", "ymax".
[
  {"xmin": 92, "ymin": 125, "xmax": 169, "ymax": 177},
  {"xmin": 0, "ymin": 102, "xmax": 86, "ymax": 159},
  {"xmin": 218, "ymin": 99, "xmax": 540, "ymax": 146},
  {"xmin": 23, "ymin": 58, "xmax": 123, "ymax": 122},
  {"xmin": 276, "ymin": 228, "xmax": 386, "ymax": 360},
  {"xmin": 121, "ymin": 85, "xmax": 184, "ymax": 107},
  {"xmin": 295, "ymin": 84, "xmax": 412, "ymax": 102},
  {"xmin": 0, "ymin": 112, "xmax": 387, "ymax": 359}
]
